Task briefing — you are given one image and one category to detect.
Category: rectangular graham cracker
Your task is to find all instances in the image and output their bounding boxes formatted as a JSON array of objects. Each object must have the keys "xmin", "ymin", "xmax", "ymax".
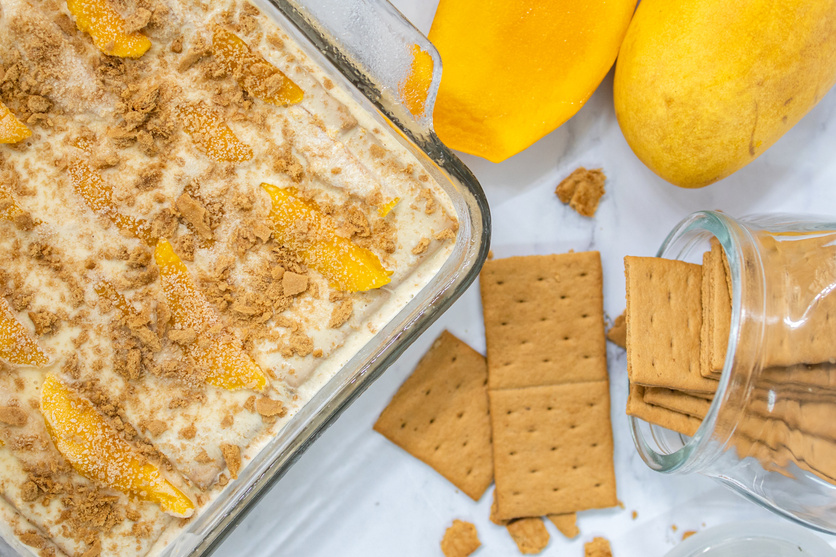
[
  {"xmin": 491, "ymin": 381, "xmax": 617, "ymax": 519},
  {"xmin": 760, "ymin": 234, "xmax": 836, "ymax": 367},
  {"xmin": 627, "ymin": 384, "xmax": 702, "ymax": 437},
  {"xmin": 373, "ymin": 331, "xmax": 493, "ymax": 501},
  {"xmin": 642, "ymin": 387, "xmax": 712, "ymax": 420},
  {"xmin": 625, "ymin": 256, "xmax": 718, "ymax": 394},
  {"xmin": 480, "ymin": 252, "xmax": 608, "ymax": 390},
  {"xmin": 700, "ymin": 240, "xmax": 731, "ymax": 379}
]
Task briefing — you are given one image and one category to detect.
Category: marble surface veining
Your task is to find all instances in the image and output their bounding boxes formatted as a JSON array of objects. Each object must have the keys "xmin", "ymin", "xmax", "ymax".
[{"xmin": 215, "ymin": 1, "xmax": 836, "ymax": 555}]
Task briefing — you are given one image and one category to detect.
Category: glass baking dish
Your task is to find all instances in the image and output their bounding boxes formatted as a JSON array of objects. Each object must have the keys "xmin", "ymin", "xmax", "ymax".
[{"xmin": 0, "ymin": 1, "xmax": 488, "ymax": 556}]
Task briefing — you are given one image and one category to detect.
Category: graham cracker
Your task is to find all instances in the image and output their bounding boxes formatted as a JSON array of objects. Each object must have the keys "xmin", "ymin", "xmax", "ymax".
[
  {"xmin": 585, "ymin": 537, "xmax": 613, "ymax": 557},
  {"xmin": 759, "ymin": 234, "xmax": 836, "ymax": 367},
  {"xmin": 548, "ymin": 513, "xmax": 579, "ymax": 539},
  {"xmin": 555, "ymin": 167, "xmax": 606, "ymax": 218},
  {"xmin": 506, "ymin": 517, "xmax": 550, "ymax": 554},
  {"xmin": 481, "ymin": 252, "xmax": 607, "ymax": 390},
  {"xmin": 625, "ymin": 256, "xmax": 718, "ymax": 394},
  {"xmin": 700, "ymin": 240, "xmax": 731, "ymax": 379},
  {"xmin": 749, "ymin": 388, "xmax": 836, "ymax": 442},
  {"xmin": 642, "ymin": 387, "xmax": 712, "ymax": 420},
  {"xmin": 491, "ymin": 381, "xmax": 617, "ymax": 519},
  {"xmin": 606, "ymin": 312, "xmax": 626, "ymax": 349},
  {"xmin": 441, "ymin": 520, "xmax": 481, "ymax": 557},
  {"xmin": 627, "ymin": 384, "xmax": 702, "ymax": 437},
  {"xmin": 373, "ymin": 331, "xmax": 493, "ymax": 501}
]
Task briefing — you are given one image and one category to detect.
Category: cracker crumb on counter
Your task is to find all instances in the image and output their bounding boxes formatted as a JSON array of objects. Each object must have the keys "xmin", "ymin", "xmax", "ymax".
[
  {"xmin": 556, "ymin": 167, "xmax": 606, "ymax": 217},
  {"xmin": 441, "ymin": 520, "xmax": 480, "ymax": 557}
]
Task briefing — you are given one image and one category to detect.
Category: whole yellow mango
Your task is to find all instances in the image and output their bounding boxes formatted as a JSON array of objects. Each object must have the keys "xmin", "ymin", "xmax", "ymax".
[
  {"xmin": 430, "ymin": 0, "xmax": 637, "ymax": 163},
  {"xmin": 614, "ymin": 0, "xmax": 836, "ymax": 188}
]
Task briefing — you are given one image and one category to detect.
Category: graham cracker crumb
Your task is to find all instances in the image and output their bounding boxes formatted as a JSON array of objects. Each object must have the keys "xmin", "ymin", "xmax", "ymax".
[
  {"xmin": 412, "ymin": 237, "xmax": 430, "ymax": 255},
  {"xmin": 0, "ymin": 406, "xmax": 28, "ymax": 426},
  {"xmin": 328, "ymin": 299, "xmax": 353, "ymax": 329},
  {"xmin": 28, "ymin": 310, "xmax": 59, "ymax": 336},
  {"xmin": 168, "ymin": 328, "xmax": 196, "ymax": 346},
  {"xmin": 682, "ymin": 530, "xmax": 696, "ymax": 541},
  {"xmin": 556, "ymin": 167, "xmax": 606, "ymax": 218},
  {"xmin": 243, "ymin": 395, "xmax": 256, "ymax": 413},
  {"xmin": 584, "ymin": 537, "xmax": 612, "ymax": 557},
  {"xmin": 255, "ymin": 397, "xmax": 286, "ymax": 418},
  {"xmin": 179, "ymin": 424, "xmax": 196, "ymax": 440},
  {"xmin": 123, "ymin": 8, "xmax": 152, "ymax": 34},
  {"xmin": 194, "ymin": 449, "xmax": 213, "ymax": 464},
  {"xmin": 176, "ymin": 193, "xmax": 213, "ymax": 241},
  {"xmin": 220, "ymin": 443, "xmax": 241, "ymax": 479},
  {"xmin": 282, "ymin": 271, "xmax": 308, "ymax": 296},
  {"xmin": 18, "ymin": 532, "xmax": 45, "ymax": 549},
  {"xmin": 142, "ymin": 419, "xmax": 168, "ymax": 437}
]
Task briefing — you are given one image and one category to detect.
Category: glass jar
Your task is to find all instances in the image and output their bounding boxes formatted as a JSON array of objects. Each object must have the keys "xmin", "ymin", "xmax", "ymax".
[{"xmin": 631, "ymin": 210, "xmax": 836, "ymax": 534}]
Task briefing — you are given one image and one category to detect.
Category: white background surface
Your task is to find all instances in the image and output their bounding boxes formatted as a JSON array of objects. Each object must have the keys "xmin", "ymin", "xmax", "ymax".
[{"xmin": 216, "ymin": 1, "xmax": 836, "ymax": 555}]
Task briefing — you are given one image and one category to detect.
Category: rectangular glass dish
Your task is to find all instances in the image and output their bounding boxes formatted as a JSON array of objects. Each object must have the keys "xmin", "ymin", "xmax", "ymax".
[{"xmin": 0, "ymin": 0, "xmax": 489, "ymax": 555}]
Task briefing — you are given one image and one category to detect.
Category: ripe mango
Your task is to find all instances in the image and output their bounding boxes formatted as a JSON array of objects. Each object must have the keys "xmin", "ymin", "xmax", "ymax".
[
  {"xmin": 430, "ymin": 0, "xmax": 638, "ymax": 163},
  {"xmin": 614, "ymin": 0, "xmax": 836, "ymax": 188}
]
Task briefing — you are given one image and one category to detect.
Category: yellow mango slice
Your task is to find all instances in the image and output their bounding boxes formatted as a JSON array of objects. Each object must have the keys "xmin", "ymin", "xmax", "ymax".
[
  {"xmin": 212, "ymin": 28, "xmax": 304, "ymax": 106},
  {"xmin": 377, "ymin": 197, "xmax": 400, "ymax": 218},
  {"xmin": 399, "ymin": 45, "xmax": 433, "ymax": 117},
  {"xmin": 0, "ymin": 187, "xmax": 26, "ymax": 222},
  {"xmin": 0, "ymin": 101, "xmax": 32, "ymax": 144},
  {"xmin": 178, "ymin": 104, "xmax": 253, "ymax": 163},
  {"xmin": 66, "ymin": 0, "xmax": 152, "ymax": 58},
  {"xmin": 429, "ymin": 0, "xmax": 637, "ymax": 162},
  {"xmin": 40, "ymin": 374, "xmax": 194, "ymax": 517},
  {"xmin": 261, "ymin": 183, "xmax": 391, "ymax": 292},
  {"xmin": 154, "ymin": 239, "xmax": 267, "ymax": 391},
  {"xmin": 67, "ymin": 158, "xmax": 155, "ymax": 245},
  {"xmin": 0, "ymin": 298, "xmax": 49, "ymax": 367}
]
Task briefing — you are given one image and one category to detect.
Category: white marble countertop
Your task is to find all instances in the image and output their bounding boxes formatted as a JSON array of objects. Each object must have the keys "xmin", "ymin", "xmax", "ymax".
[{"xmin": 215, "ymin": 1, "xmax": 836, "ymax": 555}]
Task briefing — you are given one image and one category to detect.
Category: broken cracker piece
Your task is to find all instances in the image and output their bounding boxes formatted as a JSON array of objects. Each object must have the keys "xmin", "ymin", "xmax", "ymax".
[
  {"xmin": 507, "ymin": 517, "xmax": 550, "ymax": 555},
  {"xmin": 548, "ymin": 513, "xmax": 579, "ymax": 539},
  {"xmin": 555, "ymin": 167, "xmax": 606, "ymax": 217},
  {"xmin": 606, "ymin": 312, "xmax": 626, "ymax": 349},
  {"xmin": 441, "ymin": 520, "xmax": 480, "ymax": 557},
  {"xmin": 627, "ymin": 384, "xmax": 702, "ymax": 437},
  {"xmin": 585, "ymin": 536, "xmax": 613, "ymax": 557}
]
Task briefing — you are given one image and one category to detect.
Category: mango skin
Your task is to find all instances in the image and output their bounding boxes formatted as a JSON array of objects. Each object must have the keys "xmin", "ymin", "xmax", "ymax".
[{"xmin": 614, "ymin": 0, "xmax": 836, "ymax": 188}]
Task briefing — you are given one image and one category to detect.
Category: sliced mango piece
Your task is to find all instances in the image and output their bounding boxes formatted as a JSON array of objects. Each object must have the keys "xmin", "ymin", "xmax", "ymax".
[
  {"xmin": 0, "ymin": 101, "xmax": 32, "ymax": 144},
  {"xmin": 66, "ymin": 0, "xmax": 152, "ymax": 58},
  {"xmin": 40, "ymin": 374, "xmax": 194, "ymax": 517},
  {"xmin": 67, "ymin": 158, "xmax": 155, "ymax": 245},
  {"xmin": 212, "ymin": 27, "xmax": 304, "ymax": 106},
  {"xmin": 261, "ymin": 183, "xmax": 391, "ymax": 292},
  {"xmin": 377, "ymin": 197, "xmax": 400, "ymax": 218},
  {"xmin": 0, "ymin": 298, "xmax": 49, "ymax": 367},
  {"xmin": 178, "ymin": 103, "xmax": 253, "ymax": 163},
  {"xmin": 154, "ymin": 239, "xmax": 268, "ymax": 391}
]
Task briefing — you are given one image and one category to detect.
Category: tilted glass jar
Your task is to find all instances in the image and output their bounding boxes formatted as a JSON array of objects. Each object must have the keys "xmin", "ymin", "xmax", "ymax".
[{"xmin": 631, "ymin": 210, "xmax": 836, "ymax": 534}]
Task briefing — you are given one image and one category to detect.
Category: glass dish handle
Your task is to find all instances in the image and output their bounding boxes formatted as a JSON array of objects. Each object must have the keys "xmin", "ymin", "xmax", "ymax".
[{"xmin": 256, "ymin": 0, "xmax": 442, "ymax": 137}]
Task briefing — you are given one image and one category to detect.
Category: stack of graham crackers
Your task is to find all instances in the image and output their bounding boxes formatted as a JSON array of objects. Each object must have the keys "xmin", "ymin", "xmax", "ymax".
[
  {"xmin": 624, "ymin": 237, "xmax": 836, "ymax": 485},
  {"xmin": 623, "ymin": 240, "xmax": 728, "ymax": 437},
  {"xmin": 374, "ymin": 251, "xmax": 617, "ymax": 556}
]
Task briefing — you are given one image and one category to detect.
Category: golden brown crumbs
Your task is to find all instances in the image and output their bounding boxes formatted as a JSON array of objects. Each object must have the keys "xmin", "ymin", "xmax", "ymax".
[
  {"xmin": 312, "ymin": 348, "xmax": 323, "ymax": 357},
  {"xmin": 556, "ymin": 167, "xmax": 606, "ymax": 218},
  {"xmin": 178, "ymin": 35, "xmax": 211, "ymax": 72},
  {"xmin": 175, "ymin": 234, "xmax": 196, "ymax": 261},
  {"xmin": 269, "ymin": 140, "xmax": 305, "ymax": 182},
  {"xmin": 195, "ymin": 449, "xmax": 213, "ymax": 464},
  {"xmin": 435, "ymin": 228, "xmax": 457, "ymax": 242},
  {"xmin": 81, "ymin": 540, "xmax": 102, "ymax": 557},
  {"xmin": 631, "ymin": 510, "xmax": 638, "ymax": 520},
  {"xmin": 285, "ymin": 332, "xmax": 314, "ymax": 357},
  {"xmin": 369, "ymin": 144, "xmax": 386, "ymax": 159},
  {"xmin": 220, "ymin": 443, "xmax": 241, "ymax": 479},
  {"xmin": 584, "ymin": 537, "xmax": 613, "ymax": 557},
  {"xmin": 170, "ymin": 37, "xmax": 184, "ymax": 53},
  {"xmin": 328, "ymin": 299, "xmax": 353, "ymax": 329},
  {"xmin": 331, "ymin": 167, "xmax": 342, "ymax": 175},
  {"xmin": 18, "ymin": 532, "xmax": 45, "ymax": 548},
  {"xmin": 220, "ymin": 414, "xmax": 234, "ymax": 429},
  {"xmin": 176, "ymin": 192, "xmax": 213, "ymax": 241},
  {"xmin": 61, "ymin": 353, "xmax": 81, "ymax": 379},
  {"xmin": 20, "ymin": 481, "xmax": 40, "ymax": 502},
  {"xmin": 412, "ymin": 237, "xmax": 430, "ymax": 255},
  {"xmin": 418, "ymin": 188, "xmax": 437, "ymax": 215},
  {"xmin": 0, "ymin": 406, "xmax": 28, "ymax": 426},
  {"xmin": 135, "ymin": 164, "xmax": 163, "ymax": 191},
  {"xmin": 28, "ymin": 309, "xmax": 59, "ymax": 336},
  {"xmin": 141, "ymin": 419, "xmax": 168, "ymax": 437},
  {"xmin": 123, "ymin": 8, "xmax": 152, "ymax": 34},
  {"xmin": 255, "ymin": 397, "xmax": 286, "ymax": 418},
  {"xmin": 168, "ymin": 328, "xmax": 197, "ymax": 345},
  {"xmin": 682, "ymin": 530, "xmax": 696, "ymax": 541},
  {"xmin": 282, "ymin": 271, "xmax": 308, "ymax": 296},
  {"xmin": 217, "ymin": 474, "xmax": 229, "ymax": 487},
  {"xmin": 179, "ymin": 424, "xmax": 197, "ymax": 440},
  {"xmin": 243, "ymin": 395, "xmax": 256, "ymax": 413},
  {"xmin": 323, "ymin": 78, "xmax": 334, "ymax": 90}
]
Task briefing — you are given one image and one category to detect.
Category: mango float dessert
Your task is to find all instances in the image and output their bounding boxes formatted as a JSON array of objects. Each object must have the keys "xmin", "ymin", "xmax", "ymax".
[{"xmin": 0, "ymin": 0, "xmax": 457, "ymax": 555}]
